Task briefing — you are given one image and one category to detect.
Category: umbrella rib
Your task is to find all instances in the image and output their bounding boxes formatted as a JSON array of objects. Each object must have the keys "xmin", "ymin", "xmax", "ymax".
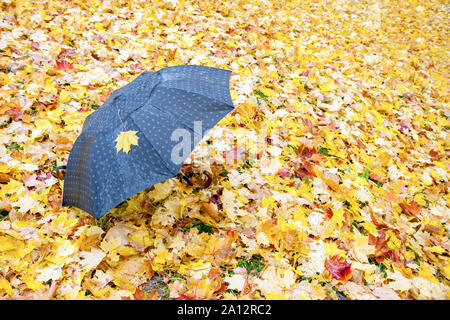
[
  {"xmin": 159, "ymin": 66, "xmax": 233, "ymax": 106},
  {"xmin": 82, "ymin": 75, "xmax": 234, "ymax": 136},
  {"xmin": 128, "ymin": 117, "xmax": 180, "ymax": 177},
  {"xmin": 158, "ymin": 83, "xmax": 234, "ymax": 110},
  {"xmin": 118, "ymin": 87, "xmax": 233, "ymax": 129},
  {"xmin": 145, "ymin": 102, "xmax": 206, "ymax": 130}
]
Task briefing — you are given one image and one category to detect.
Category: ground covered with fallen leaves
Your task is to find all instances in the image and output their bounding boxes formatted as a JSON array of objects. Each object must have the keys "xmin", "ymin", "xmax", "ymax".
[{"xmin": 0, "ymin": 0, "xmax": 449, "ymax": 300}]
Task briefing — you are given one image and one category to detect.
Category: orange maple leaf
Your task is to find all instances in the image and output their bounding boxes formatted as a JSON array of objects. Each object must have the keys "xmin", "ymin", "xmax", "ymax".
[
  {"xmin": 399, "ymin": 200, "xmax": 421, "ymax": 216},
  {"xmin": 325, "ymin": 255, "xmax": 352, "ymax": 282},
  {"xmin": 122, "ymin": 288, "xmax": 158, "ymax": 300},
  {"xmin": 56, "ymin": 59, "xmax": 74, "ymax": 71}
]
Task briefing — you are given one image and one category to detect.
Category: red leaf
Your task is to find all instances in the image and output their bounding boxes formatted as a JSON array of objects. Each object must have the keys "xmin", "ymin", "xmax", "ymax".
[
  {"xmin": 277, "ymin": 168, "xmax": 291, "ymax": 178},
  {"xmin": 7, "ymin": 108, "xmax": 23, "ymax": 121},
  {"xmin": 356, "ymin": 138, "xmax": 365, "ymax": 148},
  {"xmin": 369, "ymin": 172, "xmax": 387, "ymax": 184},
  {"xmin": 390, "ymin": 249, "xmax": 401, "ymax": 264},
  {"xmin": 302, "ymin": 161, "xmax": 316, "ymax": 178},
  {"xmin": 79, "ymin": 106, "xmax": 90, "ymax": 113},
  {"xmin": 131, "ymin": 288, "xmax": 158, "ymax": 300},
  {"xmin": 132, "ymin": 288, "xmax": 146, "ymax": 300},
  {"xmin": 399, "ymin": 200, "xmax": 421, "ymax": 216},
  {"xmin": 373, "ymin": 230, "xmax": 389, "ymax": 262},
  {"xmin": 301, "ymin": 146, "xmax": 316, "ymax": 159},
  {"xmin": 56, "ymin": 59, "xmax": 74, "ymax": 71},
  {"xmin": 325, "ymin": 255, "xmax": 352, "ymax": 282},
  {"xmin": 326, "ymin": 208, "xmax": 333, "ymax": 219},
  {"xmin": 36, "ymin": 170, "xmax": 52, "ymax": 181},
  {"xmin": 300, "ymin": 70, "xmax": 310, "ymax": 77}
]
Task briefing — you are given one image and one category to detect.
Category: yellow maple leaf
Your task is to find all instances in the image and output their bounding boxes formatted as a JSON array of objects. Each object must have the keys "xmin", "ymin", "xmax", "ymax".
[
  {"xmin": 325, "ymin": 242, "xmax": 347, "ymax": 257},
  {"xmin": 260, "ymin": 87, "xmax": 275, "ymax": 98},
  {"xmin": 353, "ymin": 234, "xmax": 375, "ymax": 263},
  {"xmin": 428, "ymin": 246, "xmax": 446, "ymax": 255},
  {"xmin": 361, "ymin": 222, "xmax": 378, "ymax": 235},
  {"xmin": 0, "ymin": 73, "xmax": 9, "ymax": 86},
  {"xmin": 265, "ymin": 292, "xmax": 287, "ymax": 300},
  {"xmin": 261, "ymin": 196, "xmax": 276, "ymax": 209},
  {"xmin": 59, "ymin": 90, "xmax": 72, "ymax": 104},
  {"xmin": 115, "ymin": 130, "xmax": 139, "ymax": 154},
  {"xmin": 100, "ymin": 237, "xmax": 122, "ymax": 252},
  {"xmin": 21, "ymin": 275, "xmax": 45, "ymax": 291},
  {"xmin": 128, "ymin": 230, "xmax": 153, "ymax": 247},
  {"xmin": 148, "ymin": 180, "xmax": 173, "ymax": 202},
  {"xmin": 0, "ymin": 278, "xmax": 13, "ymax": 296},
  {"xmin": 111, "ymin": 246, "xmax": 137, "ymax": 257},
  {"xmin": 386, "ymin": 231, "xmax": 402, "ymax": 250}
]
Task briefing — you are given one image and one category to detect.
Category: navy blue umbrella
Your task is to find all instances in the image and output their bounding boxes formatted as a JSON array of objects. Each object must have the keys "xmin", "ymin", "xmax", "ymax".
[{"xmin": 59, "ymin": 65, "xmax": 234, "ymax": 219}]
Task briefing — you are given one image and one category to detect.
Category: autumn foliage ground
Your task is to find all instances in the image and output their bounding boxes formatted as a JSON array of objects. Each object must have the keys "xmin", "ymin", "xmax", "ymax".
[{"xmin": 0, "ymin": 0, "xmax": 449, "ymax": 300}]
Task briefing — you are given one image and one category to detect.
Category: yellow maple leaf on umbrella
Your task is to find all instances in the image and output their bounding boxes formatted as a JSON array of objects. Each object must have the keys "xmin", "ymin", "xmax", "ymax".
[{"xmin": 115, "ymin": 130, "xmax": 139, "ymax": 154}]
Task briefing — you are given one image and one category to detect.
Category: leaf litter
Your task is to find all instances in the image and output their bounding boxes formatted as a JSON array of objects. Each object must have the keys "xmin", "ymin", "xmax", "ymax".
[{"xmin": 0, "ymin": 0, "xmax": 448, "ymax": 300}]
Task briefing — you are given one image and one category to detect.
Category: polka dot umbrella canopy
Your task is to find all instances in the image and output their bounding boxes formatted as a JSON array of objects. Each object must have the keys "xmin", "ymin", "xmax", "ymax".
[{"xmin": 60, "ymin": 65, "xmax": 235, "ymax": 219}]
